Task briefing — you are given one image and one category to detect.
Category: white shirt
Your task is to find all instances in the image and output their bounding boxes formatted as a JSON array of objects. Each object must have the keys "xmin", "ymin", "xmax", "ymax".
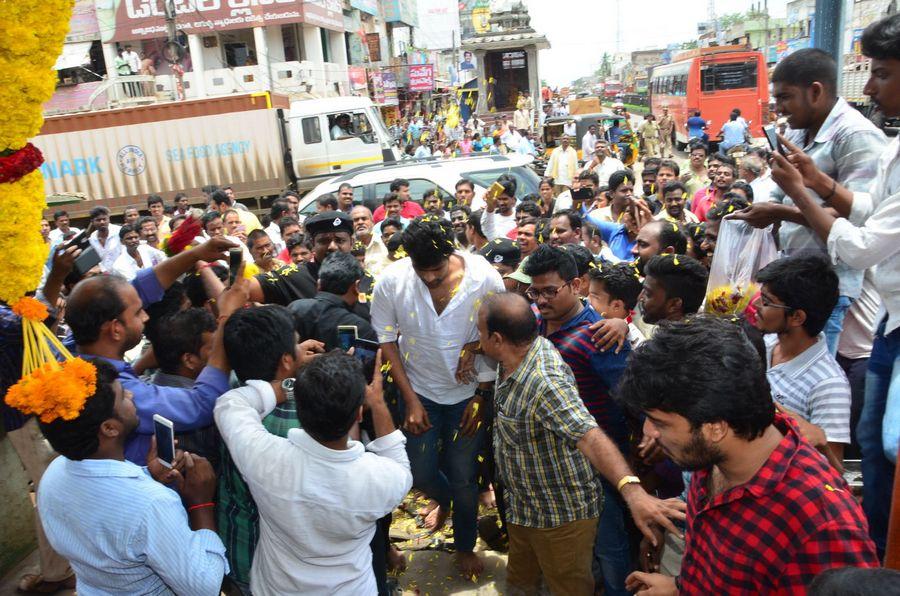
[
  {"xmin": 749, "ymin": 172, "xmax": 777, "ymax": 204},
  {"xmin": 214, "ymin": 381, "xmax": 412, "ymax": 596},
  {"xmin": 122, "ymin": 50, "xmax": 140, "ymax": 73},
  {"xmin": 838, "ymin": 269, "xmax": 880, "ymax": 360},
  {"xmin": 563, "ymin": 122, "xmax": 576, "ymax": 137},
  {"xmin": 480, "ymin": 209, "xmax": 517, "ymax": 241},
  {"xmin": 331, "ymin": 124, "xmax": 351, "ymax": 139},
  {"xmin": 265, "ymin": 221, "xmax": 285, "ymax": 254},
  {"xmin": 89, "ymin": 225, "xmax": 123, "ymax": 273},
  {"xmin": 581, "ymin": 132, "xmax": 597, "ymax": 162},
  {"xmin": 829, "ymin": 135, "xmax": 900, "ymax": 335},
  {"xmin": 112, "ymin": 244, "xmax": 166, "ymax": 281},
  {"xmin": 48, "ymin": 226, "xmax": 80, "ymax": 244},
  {"xmin": 371, "ymin": 251, "xmax": 505, "ymax": 405},
  {"xmin": 591, "ymin": 156, "xmax": 625, "ymax": 187}
]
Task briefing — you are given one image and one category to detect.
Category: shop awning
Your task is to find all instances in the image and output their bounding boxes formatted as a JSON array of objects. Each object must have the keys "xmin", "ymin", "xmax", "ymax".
[{"xmin": 54, "ymin": 41, "xmax": 92, "ymax": 71}]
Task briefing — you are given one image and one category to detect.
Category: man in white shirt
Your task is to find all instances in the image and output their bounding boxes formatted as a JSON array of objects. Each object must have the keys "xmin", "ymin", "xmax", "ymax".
[
  {"xmin": 371, "ymin": 217, "xmax": 505, "ymax": 578},
  {"xmin": 48, "ymin": 209, "xmax": 80, "ymax": 244},
  {"xmin": 581, "ymin": 125, "xmax": 598, "ymax": 164},
  {"xmin": 740, "ymin": 153, "xmax": 777, "ymax": 204},
  {"xmin": 112, "ymin": 224, "xmax": 165, "ymax": 281},
  {"xmin": 563, "ymin": 119, "xmax": 577, "ymax": 138},
  {"xmin": 122, "ymin": 45, "xmax": 140, "ymax": 74},
  {"xmin": 547, "ymin": 136, "xmax": 579, "ymax": 191},
  {"xmin": 480, "ymin": 175, "xmax": 518, "ymax": 240},
  {"xmin": 87, "ymin": 205, "xmax": 122, "ymax": 272},
  {"xmin": 215, "ymin": 337, "xmax": 411, "ymax": 596},
  {"xmin": 331, "ymin": 113, "xmax": 353, "ymax": 140},
  {"xmin": 588, "ymin": 139, "xmax": 625, "ymax": 187},
  {"xmin": 765, "ymin": 15, "xmax": 900, "ymax": 557}
]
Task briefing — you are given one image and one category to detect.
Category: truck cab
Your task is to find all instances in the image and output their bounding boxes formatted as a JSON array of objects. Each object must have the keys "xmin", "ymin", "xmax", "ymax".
[{"xmin": 287, "ymin": 96, "xmax": 400, "ymax": 191}]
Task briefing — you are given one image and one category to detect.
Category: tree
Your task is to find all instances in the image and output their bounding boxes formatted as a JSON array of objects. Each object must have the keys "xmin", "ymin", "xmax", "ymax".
[{"xmin": 597, "ymin": 52, "xmax": 612, "ymax": 79}]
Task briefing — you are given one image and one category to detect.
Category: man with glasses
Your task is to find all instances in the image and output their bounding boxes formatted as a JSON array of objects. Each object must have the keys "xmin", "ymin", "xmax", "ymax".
[
  {"xmin": 521, "ymin": 245, "xmax": 636, "ymax": 595},
  {"xmin": 753, "ymin": 255, "xmax": 851, "ymax": 467}
]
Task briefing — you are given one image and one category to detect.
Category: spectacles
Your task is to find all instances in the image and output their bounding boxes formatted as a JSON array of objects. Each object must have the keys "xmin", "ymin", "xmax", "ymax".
[
  {"xmin": 525, "ymin": 282, "xmax": 571, "ymax": 301},
  {"xmin": 758, "ymin": 294, "xmax": 793, "ymax": 311}
]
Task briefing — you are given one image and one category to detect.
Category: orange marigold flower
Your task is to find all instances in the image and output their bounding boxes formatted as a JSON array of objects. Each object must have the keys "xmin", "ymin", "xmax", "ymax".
[
  {"xmin": 11, "ymin": 296, "xmax": 48, "ymax": 322},
  {"xmin": 5, "ymin": 358, "xmax": 97, "ymax": 423}
]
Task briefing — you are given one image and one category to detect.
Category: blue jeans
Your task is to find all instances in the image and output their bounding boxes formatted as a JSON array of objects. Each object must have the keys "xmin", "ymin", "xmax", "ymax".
[
  {"xmin": 592, "ymin": 479, "xmax": 634, "ymax": 596},
  {"xmin": 858, "ymin": 317, "xmax": 900, "ymax": 559},
  {"xmin": 404, "ymin": 395, "xmax": 483, "ymax": 552},
  {"xmin": 824, "ymin": 295, "xmax": 853, "ymax": 355}
]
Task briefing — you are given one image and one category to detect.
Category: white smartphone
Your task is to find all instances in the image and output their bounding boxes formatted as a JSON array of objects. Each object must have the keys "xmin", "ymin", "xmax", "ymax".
[
  {"xmin": 153, "ymin": 414, "xmax": 176, "ymax": 469},
  {"xmin": 337, "ymin": 325, "xmax": 358, "ymax": 351}
]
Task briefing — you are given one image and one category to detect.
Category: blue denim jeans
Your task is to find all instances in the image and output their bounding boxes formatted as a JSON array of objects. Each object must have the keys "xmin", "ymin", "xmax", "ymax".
[
  {"xmin": 824, "ymin": 295, "xmax": 853, "ymax": 355},
  {"xmin": 592, "ymin": 479, "xmax": 634, "ymax": 596},
  {"xmin": 858, "ymin": 317, "xmax": 900, "ymax": 559},
  {"xmin": 403, "ymin": 395, "xmax": 484, "ymax": 552}
]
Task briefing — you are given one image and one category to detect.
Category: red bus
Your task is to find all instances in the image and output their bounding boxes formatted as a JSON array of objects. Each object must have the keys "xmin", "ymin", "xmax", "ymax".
[
  {"xmin": 603, "ymin": 79, "xmax": 623, "ymax": 100},
  {"xmin": 649, "ymin": 46, "xmax": 769, "ymax": 148}
]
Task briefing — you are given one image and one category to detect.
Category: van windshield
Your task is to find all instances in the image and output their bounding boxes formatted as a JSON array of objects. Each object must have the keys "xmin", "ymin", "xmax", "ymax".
[{"xmin": 461, "ymin": 166, "xmax": 541, "ymax": 199}]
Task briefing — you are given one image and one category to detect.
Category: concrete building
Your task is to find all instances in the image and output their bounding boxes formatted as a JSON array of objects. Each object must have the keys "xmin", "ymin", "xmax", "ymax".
[{"xmin": 46, "ymin": 1, "xmax": 425, "ymax": 115}]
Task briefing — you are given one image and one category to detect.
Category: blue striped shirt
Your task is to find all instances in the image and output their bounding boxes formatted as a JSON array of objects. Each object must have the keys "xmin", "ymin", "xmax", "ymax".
[{"xmin": 38, "ymin": 457, "xmax": 227, "ymax": 595}]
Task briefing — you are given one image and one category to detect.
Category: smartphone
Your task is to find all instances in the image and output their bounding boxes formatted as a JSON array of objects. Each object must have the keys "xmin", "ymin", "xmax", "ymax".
[
  {"xmin": 763, "ymin": 124, "xmax": 783, "ymax": 155},
  {"xmin": 153, "ymin": 414, "xmax": 176, "ymax": 468},
  {"xmin": 64, "ymin": 228, "xmax": 91, "ymax": 251},
  {"xmin": 73, "ymin": 246, "xmax": 101, "ymax": 275},
  {"xmin": 571, "ymin": 186, "xmax": 594, "ymax": 210},
  {"xmin": 337, "ymin": 325, "xmax": 358, "ymax": 351},
  {"xmin": 352, "ymin": 338, "xmax": 379, "ymax": 384},
  {"xmin": 228, "ymin": 247, "xmax": 242, "ymax": 286}
]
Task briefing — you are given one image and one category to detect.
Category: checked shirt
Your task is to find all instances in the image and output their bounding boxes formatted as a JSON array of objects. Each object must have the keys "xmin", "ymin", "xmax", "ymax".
[{"xmin": 678, "ymin": 414, "xmax": 878, "ymax": 594}]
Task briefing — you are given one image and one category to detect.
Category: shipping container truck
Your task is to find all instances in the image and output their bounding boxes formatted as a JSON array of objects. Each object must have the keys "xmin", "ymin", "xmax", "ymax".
[{"xmin": 34, "ymin": 92, "xmax": 399, "ymax": 219}]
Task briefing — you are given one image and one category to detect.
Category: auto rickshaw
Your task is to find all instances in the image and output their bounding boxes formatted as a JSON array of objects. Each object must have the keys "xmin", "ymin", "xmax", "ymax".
[{"xmin": 535, "ymin": 112, "xmax": 621, "ymax": 174}]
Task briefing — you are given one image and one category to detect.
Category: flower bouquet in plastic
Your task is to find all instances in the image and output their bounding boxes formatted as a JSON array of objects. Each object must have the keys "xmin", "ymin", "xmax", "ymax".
[{"xmin": 705, "ymin": 219, "xmax": 777, "ymax": 316}]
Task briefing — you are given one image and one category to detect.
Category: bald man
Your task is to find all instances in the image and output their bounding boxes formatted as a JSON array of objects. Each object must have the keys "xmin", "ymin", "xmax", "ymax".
[
  {"xmin": 477, "ymin": 293, "xmax": 684, "ymax": 595},
  {"xmin": 64, "ymin": 237, "xmax": 245, "ymax": 464}
]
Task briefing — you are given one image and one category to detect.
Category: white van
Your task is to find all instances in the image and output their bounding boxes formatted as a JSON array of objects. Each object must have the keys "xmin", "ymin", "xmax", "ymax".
[
  {"xmin": 288, "ymin": 96, "xmax": 401, "ymax": 190},
  {"xmin": 298, "ymin": 154, "xmax": 540, "ymax": 216}
]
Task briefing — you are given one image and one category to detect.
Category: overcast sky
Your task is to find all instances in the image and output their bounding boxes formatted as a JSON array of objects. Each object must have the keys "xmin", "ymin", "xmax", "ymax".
[{"xmin": 523, "ymin": 0, "xmax": 788, "ymax": 86}]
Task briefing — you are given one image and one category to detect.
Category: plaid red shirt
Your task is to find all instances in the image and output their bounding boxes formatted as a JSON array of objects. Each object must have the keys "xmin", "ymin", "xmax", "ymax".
[{"xmin": 679, "ymin": 414, "xmax": 878, "ymax": 594}]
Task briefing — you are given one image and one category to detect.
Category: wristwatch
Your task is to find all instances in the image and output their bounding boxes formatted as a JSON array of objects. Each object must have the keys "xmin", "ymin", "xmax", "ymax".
[{"xmin": 616, "ymin": 475, "xmax": 642, "ymax": 492}]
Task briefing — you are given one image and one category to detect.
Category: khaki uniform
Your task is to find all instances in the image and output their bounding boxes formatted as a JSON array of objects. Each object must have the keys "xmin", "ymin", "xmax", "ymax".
[
  {"xmin": 658, "ymin": 114, "xmax": 675, "ymax": 157},
  {"xmin": 639, "ymin": 120, "xmax": 660, "ymax": 157}
]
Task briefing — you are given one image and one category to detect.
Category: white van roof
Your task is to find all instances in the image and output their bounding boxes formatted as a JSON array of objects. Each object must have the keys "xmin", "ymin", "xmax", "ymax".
[{"xmin": 289, "ymin": 96, "xmax": 375, "ymax": 116}]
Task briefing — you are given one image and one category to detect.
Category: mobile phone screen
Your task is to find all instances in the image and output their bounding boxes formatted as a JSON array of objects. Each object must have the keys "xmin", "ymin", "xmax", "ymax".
[
  {"xmin": 153, "ymin": 417, "xmax": 175, "ymax": 466},
  {"xmin": 353, "ymin": 338, "xmax": 379, "ymax": 383},
  {"xmin": 763, "ymin": 125, "xmax": 780, "ymax": 154},
  {"xmin": 228, "ymin": 248, "xmax": 242, "ymax": 286},
  {"xmin": 337, "ymin": 325, "xmax": 358, "ymax": 351}
]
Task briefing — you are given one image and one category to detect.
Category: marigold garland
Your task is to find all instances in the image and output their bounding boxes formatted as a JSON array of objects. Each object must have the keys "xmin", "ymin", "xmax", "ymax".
[
  {"xmin": 5, "ymin": 358, "xmax": 97, "ymax": 423},
  {"xmin": 0, "ymin": 0, "xmax": 85, "ymax": 423}
]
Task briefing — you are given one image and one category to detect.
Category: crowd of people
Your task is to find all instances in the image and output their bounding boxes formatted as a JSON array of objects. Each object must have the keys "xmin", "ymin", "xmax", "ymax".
[{"xmin": 4, "ymin": 13, "xmax": 900, "ymax": 596}]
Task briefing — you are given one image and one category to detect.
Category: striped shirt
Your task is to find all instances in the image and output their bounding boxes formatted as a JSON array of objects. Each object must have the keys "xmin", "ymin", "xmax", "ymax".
[
  {"xmin": 538, "ymin": 304, "xmax": 631, "ymax": 446},
  {"xmin": 494, "ymin": 336, "xmax": 601, "ymax": 528},
  {"xmin": 765, "ymin": 334, "xmax": 851, "ymax": 444},
  {"xmin": 217, "ymin": 381, "xmax": 299, "ymax": 585},
  {"xmin": 38, "ymin": 458, "xmax": 228, "ymax": 595},
  {"xmin": 772, "ymin": 98, "xmax": 887, "ymax": 298}
]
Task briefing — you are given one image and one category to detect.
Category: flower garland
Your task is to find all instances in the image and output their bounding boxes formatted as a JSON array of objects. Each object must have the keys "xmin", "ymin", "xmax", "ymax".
[
  {"xmin": 0, "ymin": 1, "xmax": 96, "ymax": 425},
  {"xmin": 0, "ymin": 0, "xmax": 73, "ymax": 304}
]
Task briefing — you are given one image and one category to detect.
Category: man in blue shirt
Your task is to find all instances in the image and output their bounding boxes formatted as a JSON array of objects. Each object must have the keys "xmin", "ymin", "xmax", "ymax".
[
  {"xmin": 686, "ymin": 111, "xmax": 708, "ymax": 142},
  {"xmin": 37, "ymin": 359, "xmax": 228, "ymax": 595},
  {"xmin": 719, "ymin": 112, "xmax": 747, "ymax": 152},
  {"xmin": 65, "ymin": 237, "xmax": 245, "ymax": 464}
]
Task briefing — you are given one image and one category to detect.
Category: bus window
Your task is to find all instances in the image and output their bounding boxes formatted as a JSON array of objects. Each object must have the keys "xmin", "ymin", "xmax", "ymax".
[{"xmin": 701, "ymin": 62, "xmax": 758, "ymax": 91}]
